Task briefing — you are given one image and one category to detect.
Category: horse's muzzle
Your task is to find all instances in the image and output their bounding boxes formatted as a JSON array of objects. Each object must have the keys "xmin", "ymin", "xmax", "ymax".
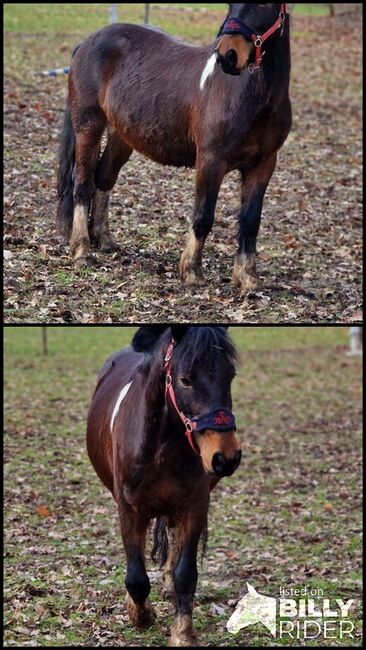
[
  {"xmin": 216, "ymin": 34, "xmax": 252, "ymax": 76},
  {"xmin": 212, "ymin": 449, "xmax": 242, "ymax": 477}
]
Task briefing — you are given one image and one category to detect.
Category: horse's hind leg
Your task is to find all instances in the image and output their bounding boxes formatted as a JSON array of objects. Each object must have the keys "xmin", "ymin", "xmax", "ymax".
[
  {"xmin": 71, "ymin": 110, "xmax": 106, "ymax": 266},
  {"xmin": 118, "ymin": 500, "xmax": 155, "ymax": 629},
  {"xmin": 179, "ymin": 155, "xmax": 226, "ymax": 286},
  {"xmin": 90, "ymin": 129, "xmax": 132, "ymax": 252},
  {"xmin": 162, "ymin": 527, "xmax": 178, "ymax": 599},
  {"xmin": 234, "ymin": 153, "xmax": 277, "ymax": 295}
]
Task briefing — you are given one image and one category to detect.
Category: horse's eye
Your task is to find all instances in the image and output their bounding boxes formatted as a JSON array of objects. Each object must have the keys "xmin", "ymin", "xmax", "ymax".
[{"xmin": 180, "ymin": 377, "xmax": 191, "ymax": 388}]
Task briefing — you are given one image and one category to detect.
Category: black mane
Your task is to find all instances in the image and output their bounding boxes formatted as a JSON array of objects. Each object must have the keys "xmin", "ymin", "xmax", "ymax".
[
  {"xmin": 131, "ymin": 326, "xmax": 237, "ymax": 372},
  {"xmin": 173, "ymin": 326, "xmax": 237, "ymax": 372}
]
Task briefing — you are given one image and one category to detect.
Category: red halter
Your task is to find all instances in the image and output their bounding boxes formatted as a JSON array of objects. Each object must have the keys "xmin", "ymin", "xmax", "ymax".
[
  {"xmin": 164, "ymin": 341, "xmax": 200, "ymax": 455},
  {"xmin": 222, "ymin": 3, "xmax": 289, "ymax": 73}
]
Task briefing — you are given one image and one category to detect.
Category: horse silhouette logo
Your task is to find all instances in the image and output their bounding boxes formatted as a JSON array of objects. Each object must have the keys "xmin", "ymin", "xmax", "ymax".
[{"xmin": 227, "ymin": 583, "xmax": 277, "ymax": 638}]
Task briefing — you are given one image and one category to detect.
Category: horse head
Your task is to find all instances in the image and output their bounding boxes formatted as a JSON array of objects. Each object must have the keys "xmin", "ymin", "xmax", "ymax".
[
  {"xmin": 216, "ymin": 3, "xmax": 287, "ymax": 75},
  {"xmin": 132, "ymin": 325, "xmax": 242, "ymax": 478}
]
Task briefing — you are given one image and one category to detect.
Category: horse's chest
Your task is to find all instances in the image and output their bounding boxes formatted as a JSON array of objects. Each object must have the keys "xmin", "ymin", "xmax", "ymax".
[
  {"xmin": 123, "ymin": 469, "xmax": 195, "ymax": 517},
  {"xmin": 231, "ymin": 120, "xmax": 282, "ymax": 169}
]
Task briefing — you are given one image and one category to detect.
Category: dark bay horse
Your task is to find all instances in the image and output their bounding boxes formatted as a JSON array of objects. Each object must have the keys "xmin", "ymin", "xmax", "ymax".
[
  {"xmin": 86, "ymin": 326, "xmax": 241, "ymax": 645},
  {"xmin": 57, "ymin": 4, "xmax": 291, "ymax": 295}
]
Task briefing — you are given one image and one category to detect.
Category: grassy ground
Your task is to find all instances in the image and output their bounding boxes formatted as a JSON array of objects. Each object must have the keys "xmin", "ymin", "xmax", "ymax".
[
  {"xmin": 3, "ymin": 4, "xmax": 363, "ymax": 323},
  {"xmin": 4, "ymin": 326, "xmax": 362, "ymax": 646}
]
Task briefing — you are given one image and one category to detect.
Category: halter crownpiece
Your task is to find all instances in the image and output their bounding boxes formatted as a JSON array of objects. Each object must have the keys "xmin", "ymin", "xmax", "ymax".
[
  {"xmin": 221, "ymin": 3, "xmax": 289, "ymax": 73},
  {"xmin": 164, "ymin": 340, "xmax": 236, "ymax": 455}
]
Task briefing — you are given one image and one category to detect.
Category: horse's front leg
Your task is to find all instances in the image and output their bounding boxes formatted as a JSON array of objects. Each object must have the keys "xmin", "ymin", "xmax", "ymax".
[
  {"xmin": 179, "ymin": 156, "xmax": 225, "ymax": 286},
  {"xmin": 170, "ymin": 503, "xmax": 209, "ymax": 646},
  {"xmin": 117, "ymin": 500, "xmax": 155, "ymax": 629},
  {"xmin": 234, "ymin": 153, "xmax": 278, "ymax": 295}
]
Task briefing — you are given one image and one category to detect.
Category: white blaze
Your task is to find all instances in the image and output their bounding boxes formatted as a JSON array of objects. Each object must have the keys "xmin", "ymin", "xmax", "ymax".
[
  {"xmin": 200, "ymin": 53, "xmax": 217, "ymax": 90},
  {"xmin": 110, "ymin": 381, "xmax": 133, "ymax": 431}
]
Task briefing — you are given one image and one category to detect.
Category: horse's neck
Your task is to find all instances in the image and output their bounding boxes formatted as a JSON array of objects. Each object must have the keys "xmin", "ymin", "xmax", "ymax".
[
  {"xmin": 140, "ymin": 356, "xmax": 167, "ymax": 446},
  {"xmin": 241, "ymin": 33, "xmax": 291, "ymax": 105}
]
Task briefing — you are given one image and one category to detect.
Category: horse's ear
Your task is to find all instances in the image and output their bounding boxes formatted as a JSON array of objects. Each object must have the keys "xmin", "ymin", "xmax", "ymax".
[
  {"xmin": 170, "ymin": 325, "xmax": 189, "ymax": 344},
  {"xmin": 131, "ymin": 326, "xmax": 168, "ymax": 353}
]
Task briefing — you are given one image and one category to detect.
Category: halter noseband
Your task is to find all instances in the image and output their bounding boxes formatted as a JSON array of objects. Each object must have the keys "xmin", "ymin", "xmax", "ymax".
[
  {"xmin": 164, "ymin": 340, "xmax": 236, "ymax": 456},
  {"xmin": 221, "ymin": 3, "xmax": 289, "ymax": 73}
]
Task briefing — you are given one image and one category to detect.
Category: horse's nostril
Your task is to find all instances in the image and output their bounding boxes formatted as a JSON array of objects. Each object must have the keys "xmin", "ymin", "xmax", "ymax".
[
  {"xmin": 226, "ymin": 49, "xmax": 238, "ymax": 67},
  {"xmin": 212, "ymin": 452, "xmax": 227, "ymax": 477}
]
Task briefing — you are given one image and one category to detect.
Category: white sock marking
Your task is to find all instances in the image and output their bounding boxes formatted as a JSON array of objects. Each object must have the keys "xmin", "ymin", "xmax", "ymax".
[
  {"xmin": 110, "ymin": 381, "xmax": 133, "ymax": 431},
  {"xmin": 200, "ymin": 53, "xmax": 217, "ymax": 90}
]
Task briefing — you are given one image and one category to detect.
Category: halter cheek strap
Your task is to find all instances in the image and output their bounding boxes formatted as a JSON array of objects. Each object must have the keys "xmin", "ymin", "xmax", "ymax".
[
  {"xmin": 221, "ymin": 3, "xmax": 289, "ymax": 73},
  {"xmin": 164, "ymin": 341, "xmax": 199, "ymax": 455}
]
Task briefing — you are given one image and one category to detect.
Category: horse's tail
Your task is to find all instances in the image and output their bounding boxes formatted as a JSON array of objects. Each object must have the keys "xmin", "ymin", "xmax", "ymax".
[
  {"xmin": 152, "ymin": 517, "xmax": 169, "ymax": 567},
  {"xmin": 151, "ymin": 516, "xmax": 208, "ymax": 567},
  {"xmin": 56, "ymin": 101, "xmax": 75, "ymax": 240}
]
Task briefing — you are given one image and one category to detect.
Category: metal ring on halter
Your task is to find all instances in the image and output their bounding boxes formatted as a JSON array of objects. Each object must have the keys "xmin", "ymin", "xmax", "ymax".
[
  {"xmin": 166, "ymin": 374, "xmax": 172, "ymax": 387},
  {"xmin": 248, "ymin": 63, "xmax": 255, "ymax": 74},
  {"xmin": 254, "ymin": 35, "xmax": 263, "ymax": 48},
  {"xmin": 185, "ymin": 420, "xmax": 193, "ymax": 433}
]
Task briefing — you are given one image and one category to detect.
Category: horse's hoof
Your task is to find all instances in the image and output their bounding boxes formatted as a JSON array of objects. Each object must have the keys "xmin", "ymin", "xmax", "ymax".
[
  {"xmin": 182, "ymin": 271, "xmax": 206, "ymax": 288},
  {"xmin": 233, "ymin": 270, "xmax": 263, "ymax": 296},
  {"xmin": 127, "ymin": 596, "xmax": 156, "ymax": 630},
  {"xmin": 170, "ymin": 615, "xmax": 198, "ymax": 647},
  {"xmin": 169, "ymin": 632, "xmax": 198, "ymax": 647},
  {"xmin": 99, "ymin": 238, "xmax": 121, "ymax": 253},
  {"xmin": 75, "ymin": 254, "xmax": 97, "ymax": 268}
]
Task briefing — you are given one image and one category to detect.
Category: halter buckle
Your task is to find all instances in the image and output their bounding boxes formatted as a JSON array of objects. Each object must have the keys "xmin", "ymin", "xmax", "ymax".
[
  {"xmin": 185, "ymin": 420, "xmax": 193, "ymax": 433},
  {"xmin": 166, "ymin": 374, "xmax": 172, "ymax": 388}
]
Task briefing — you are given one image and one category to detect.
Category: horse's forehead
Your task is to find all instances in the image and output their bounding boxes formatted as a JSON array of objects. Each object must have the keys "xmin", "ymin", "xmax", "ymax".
[{"xmin": 176, "ymin": 353, "xmax": 230, "ymax": 373}]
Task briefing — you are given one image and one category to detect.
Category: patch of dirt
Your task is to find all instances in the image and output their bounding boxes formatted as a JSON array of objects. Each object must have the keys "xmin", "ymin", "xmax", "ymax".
[{"xmin": 4, "ymin": 13, "xmax": 362, "ymax": 323}]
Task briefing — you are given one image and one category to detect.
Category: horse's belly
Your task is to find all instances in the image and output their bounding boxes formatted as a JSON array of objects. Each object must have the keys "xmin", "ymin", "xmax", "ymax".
[
  {"xmin": 113, "ymin": 116, "xmax": 196, "ymax": 167},
  {"xmin": 106, "ymin": 85, "xmax": 197, "ymax": 167}
]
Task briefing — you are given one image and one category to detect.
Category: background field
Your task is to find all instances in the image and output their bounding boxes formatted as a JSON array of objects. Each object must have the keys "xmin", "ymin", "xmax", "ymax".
[
  {"xmin": 4, "ymin": 3, "xmax": 363, "ymax": 323},
  {"xmin": 4, "ymin": 326, "xmax": 363, "ymax": 646}
]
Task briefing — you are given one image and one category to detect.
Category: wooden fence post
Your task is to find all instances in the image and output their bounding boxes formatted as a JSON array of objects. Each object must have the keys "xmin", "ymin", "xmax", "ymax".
[
  {"xmin": 109, "ymin": 4, "xmax": 118, "ymax": 24},
  {"xmin": 145, "ymin": 3, "xmax": 150, "ymax": 24},
  {"xmin": 42, "ymin": 327, "xmax": 48, "ymax": 356}
]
